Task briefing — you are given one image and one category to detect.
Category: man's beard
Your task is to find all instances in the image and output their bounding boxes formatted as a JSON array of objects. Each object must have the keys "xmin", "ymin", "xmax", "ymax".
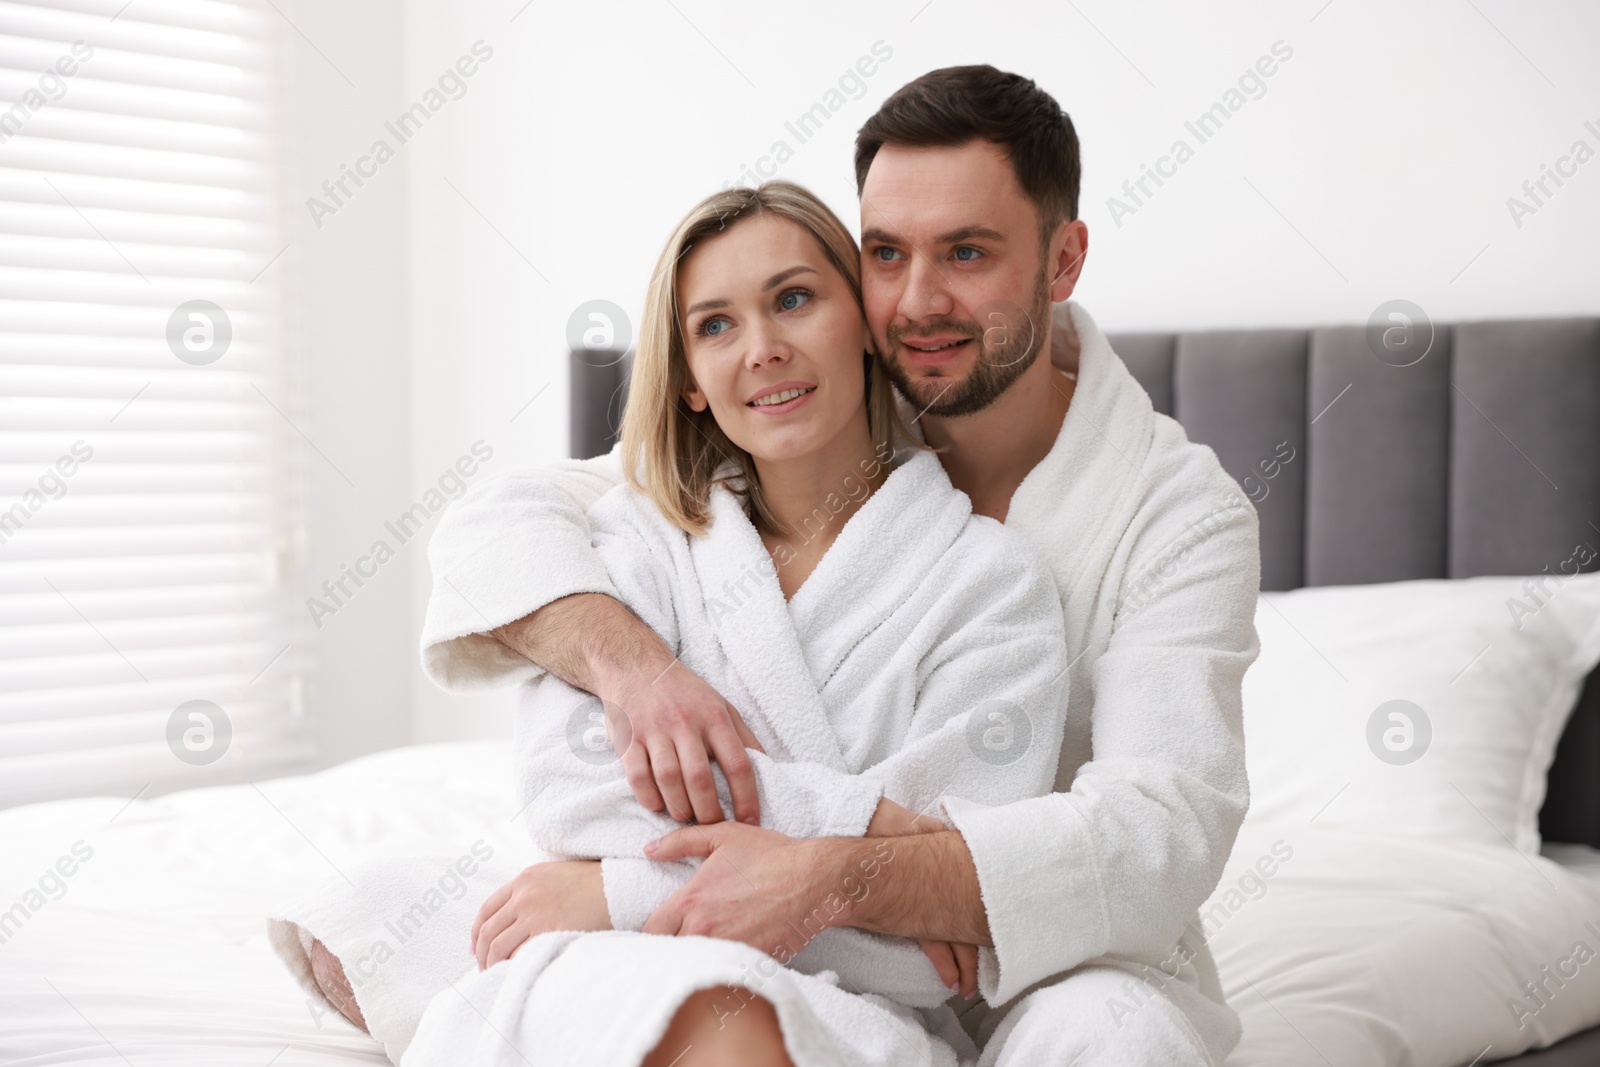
[{"xmin": 878, "ymin": 261, "xmax": 1053, "ymax": 418}]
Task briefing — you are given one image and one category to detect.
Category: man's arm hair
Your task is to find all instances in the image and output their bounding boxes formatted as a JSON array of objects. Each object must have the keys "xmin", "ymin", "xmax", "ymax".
[
  {"xmin": 840, "ymin": 831, "xmax": 991, "ymax": 946},
  {"xmin": 491, "ymin": 592, "xmax": 670, "ymax": 700}
]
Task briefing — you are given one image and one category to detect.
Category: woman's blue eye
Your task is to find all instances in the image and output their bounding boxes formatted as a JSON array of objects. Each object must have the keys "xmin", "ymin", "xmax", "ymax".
[
  {"xmin": 778, "ymin": 288, "xmax": 811, "ymax": 311},
  {"xmin": 701, "ymin": 317, "xmax": 728, "ymax": 336}
]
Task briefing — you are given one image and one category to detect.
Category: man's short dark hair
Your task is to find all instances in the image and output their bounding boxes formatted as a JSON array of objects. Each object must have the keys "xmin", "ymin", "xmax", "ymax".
[{"xmin": 855, "ymin": 65, "xmax": 1081, "ymax": 243}]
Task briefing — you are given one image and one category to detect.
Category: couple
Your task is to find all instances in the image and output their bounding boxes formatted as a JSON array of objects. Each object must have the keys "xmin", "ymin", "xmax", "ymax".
[{"xmin": 273, "ymin": 65, "xmax": 1261, "ymax": 1067}]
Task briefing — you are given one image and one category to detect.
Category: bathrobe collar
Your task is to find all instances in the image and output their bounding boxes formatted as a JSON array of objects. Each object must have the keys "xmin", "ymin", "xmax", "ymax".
[
  {"xmin": 688, "ymin": 449, "xmax": 967, "ymax": 770},
  {"xmin": 1008, "ymin": 301, "xmax": 1158, "ymax": 602}
]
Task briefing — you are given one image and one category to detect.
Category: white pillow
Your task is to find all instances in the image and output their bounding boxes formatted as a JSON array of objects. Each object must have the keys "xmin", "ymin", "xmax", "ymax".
[
  {"xmin": 1242, "ymin": 574, "xmax": 1600, "ymax": 853},
  {"xmin": 1210, "ymin": 822, "xmax": 1600, "ymax": 1065}
]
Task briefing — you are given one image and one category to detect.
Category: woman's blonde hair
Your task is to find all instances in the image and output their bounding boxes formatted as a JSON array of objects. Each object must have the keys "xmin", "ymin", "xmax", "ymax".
[{"xmin": 620, "ymin": 180, "xmax": 912, "ymax": 536}]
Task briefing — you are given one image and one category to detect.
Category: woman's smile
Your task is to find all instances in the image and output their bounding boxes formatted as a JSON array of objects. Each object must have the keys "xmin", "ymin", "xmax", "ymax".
[{"xmin": 746, "ymin": 381, "xmax": 818, "ymax": 413}]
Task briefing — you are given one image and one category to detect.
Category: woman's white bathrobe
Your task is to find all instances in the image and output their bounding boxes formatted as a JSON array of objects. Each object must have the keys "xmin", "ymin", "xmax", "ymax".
[
  {"xmin": 400, "ymin": 447, "xmax": 1070, "ymax": 1066},
  {"xmin": 514, "ymin": 448, "xmax": 1069, "ymax": 993},
  {"xmin": 414, "ymin": 301, "xmax": 1263, "ymax": 1066}
]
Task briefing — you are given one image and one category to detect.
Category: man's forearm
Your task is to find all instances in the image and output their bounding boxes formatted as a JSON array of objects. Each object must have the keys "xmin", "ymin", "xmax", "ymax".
[
  {"xmin": 492, "ymin": 592, "xmax": 671, "ymax": 699},
  {"xmin": 837, "ymin": 830, "xmax": 991, "ymax": 946}
]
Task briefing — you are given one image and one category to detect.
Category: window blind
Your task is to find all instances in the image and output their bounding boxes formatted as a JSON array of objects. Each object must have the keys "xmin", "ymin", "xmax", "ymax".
[{"xmin": 0, "ymin": 0, "xmax": 312, "ymax": 807}]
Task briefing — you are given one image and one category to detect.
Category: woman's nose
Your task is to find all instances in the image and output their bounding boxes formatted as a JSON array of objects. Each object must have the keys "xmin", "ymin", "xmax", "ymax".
[{"xmin": 743, "ymin": 320, "xmax": 789, "ymax": 368}]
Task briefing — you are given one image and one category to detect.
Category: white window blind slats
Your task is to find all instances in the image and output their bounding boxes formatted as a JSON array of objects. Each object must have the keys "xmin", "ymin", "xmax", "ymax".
[
  {"xmin": 0, "ymin": 3, "xmax": 268, "ymax": 70},
  {"xmin": 0, "ymin": 52, "xmax": 269, "ymax": 128},
  {"xmin": 3, "ymin": 99, "xmax": 268, "ymax": 159},
  {"xmin": 0, "ymin": 137, "xmax": 262, "ymax": 189},
  {"xmin": 0, "ymin": 581, "xmax": 276, "ymax": 622},
  {"xmin": 0, "ymin": 553, "xmax": 273, "ymax": 593},
  {"xmin": 0, "ymin": 168, "xmax": 267, "ymax": 220},
  {"xmin": 0, "ymin": 204, "xmax": 268, "ymax": 247},
  {"xmin": 0, "ymin": 0, "xmax": 307, "ymax": 808},
  {"xmin": 1, "ymin": 626, "xmax": 285, "ymax": 685}
]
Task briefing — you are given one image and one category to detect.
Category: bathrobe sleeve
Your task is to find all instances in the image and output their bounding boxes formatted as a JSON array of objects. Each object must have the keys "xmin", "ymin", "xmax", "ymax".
[
  {"xmin": 940, "ymin": 465, "xmax": 1260, "ymax": 1008},
  {"xmin": 420, "ymin": 447, "xmax": 625, "ymax": 691}
]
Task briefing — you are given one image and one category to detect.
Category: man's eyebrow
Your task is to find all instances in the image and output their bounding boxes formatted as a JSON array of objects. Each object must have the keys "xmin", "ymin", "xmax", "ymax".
[
  {"xmin": 860, "ymin": 224, "xmax": 1007, "ymax": 247},
  {"xmin": 685, "ymin": 265, "xmax": 817, "ymax": 318},
  {"xmin": 936, "ymin": 224, "xmax": 1005, "ymax": 245}
]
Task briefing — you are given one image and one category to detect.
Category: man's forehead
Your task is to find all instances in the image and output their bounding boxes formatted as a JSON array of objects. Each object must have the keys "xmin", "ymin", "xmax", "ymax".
[{"xmin": 859, "ymin": 141, "xmax": 1023, "ymax": 238}]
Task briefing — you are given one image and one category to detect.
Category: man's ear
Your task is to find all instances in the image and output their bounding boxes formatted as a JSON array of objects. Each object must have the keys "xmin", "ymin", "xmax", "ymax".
[{"xmin": 1048, "ymin": 218, "xmax": 1089, "ymax": 303}]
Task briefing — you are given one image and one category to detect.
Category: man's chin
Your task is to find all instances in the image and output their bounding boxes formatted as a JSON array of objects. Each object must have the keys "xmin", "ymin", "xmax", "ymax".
[{"xmin": 899, "ymin": 374, "xmax": 970, "ymax": 413}]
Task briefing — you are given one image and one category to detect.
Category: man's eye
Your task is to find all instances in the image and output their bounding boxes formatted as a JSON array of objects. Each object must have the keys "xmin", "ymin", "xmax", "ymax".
[
  {"xmin": 778, "ymin": 288, "xmax": 811, "ymax": 311},
  {"xmin": 953, "ymin": 246, "xmax": 981, "ymax": 262},
  {"xmin": 874, "ymin": 246, "xmax": 900, "ymax": 262}
]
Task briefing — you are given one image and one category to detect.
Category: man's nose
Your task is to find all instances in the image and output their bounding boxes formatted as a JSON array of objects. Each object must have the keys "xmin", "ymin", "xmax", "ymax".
[{"xmin": 897, "ymin": 254, "xmax": 954, "ymax": 321}]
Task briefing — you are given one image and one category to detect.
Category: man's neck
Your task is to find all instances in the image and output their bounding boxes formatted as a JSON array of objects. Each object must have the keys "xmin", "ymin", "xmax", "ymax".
[{"xmin": 922, "ymin": 315, "xmax": 1078, "ymax": 523}]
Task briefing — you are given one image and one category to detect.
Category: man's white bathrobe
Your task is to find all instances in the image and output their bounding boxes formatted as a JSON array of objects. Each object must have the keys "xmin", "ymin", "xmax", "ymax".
[{"xmin": 415, "ymin": 302, "xmax": 1262, "ymax": 1066}]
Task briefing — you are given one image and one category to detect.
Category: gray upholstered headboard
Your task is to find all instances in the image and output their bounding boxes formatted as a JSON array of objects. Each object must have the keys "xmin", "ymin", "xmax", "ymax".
[{"xmin": 568, "ymin": 316, "xmax": 1600, "ymax": 847}]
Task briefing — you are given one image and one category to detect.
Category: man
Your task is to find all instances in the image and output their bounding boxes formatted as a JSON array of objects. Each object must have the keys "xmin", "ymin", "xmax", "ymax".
[{"xmin": 417, "ymin": 65, "xmax": 1260, "ymax": 1064}]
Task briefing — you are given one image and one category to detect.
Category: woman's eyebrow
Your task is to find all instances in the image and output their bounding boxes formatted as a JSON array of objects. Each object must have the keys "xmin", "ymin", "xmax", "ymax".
[
  {"xmin": 684, "ymin": 297, "xmax": 728, "ymax": 317},
  {"xmin": 684, "ymin": 266, "xmax": 818, "ymax": 318},
  {"xmin": 761, "ymin": 265, "xmax": 817, "ymax": 291}
]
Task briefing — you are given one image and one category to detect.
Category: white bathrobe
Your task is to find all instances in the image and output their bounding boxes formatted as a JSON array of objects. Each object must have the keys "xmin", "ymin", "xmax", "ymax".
[
  {"xmin": 510, "ymin": 447, "xmax": 1068, "ymax": 1008},
  {"xmin": 399, "ymin": 449, "xmax": 1070, "ymax": 1066},
  {"xmin": 414, "ymin": 301, "xmax": 1262, "ymax": 1064}
]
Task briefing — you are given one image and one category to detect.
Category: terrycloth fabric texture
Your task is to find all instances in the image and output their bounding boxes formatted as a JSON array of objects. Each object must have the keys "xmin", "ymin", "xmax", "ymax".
[
  {"xmin": 421, "ymin": 300, "xmax": 1262, "ymax": 1063},
  {"xmin": 266, "ymin": 849, "xmax": 525, "ymax": 1063},
  {"xmin": 513, "ymin": 446, "xmax": 1070, "ymax": 1009},
  {"xmin": 401, "ymin": 930, "xmax": 973, "ymax": 1067}
]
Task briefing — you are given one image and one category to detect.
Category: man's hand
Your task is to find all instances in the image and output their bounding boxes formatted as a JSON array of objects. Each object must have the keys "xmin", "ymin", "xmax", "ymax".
[
  {"xmin": 641, "ymin": 822, "xmax": 845, "ymax": 954},
  {"xmin": 492, "ymin": 593, "xmax": 765, "ymax": 826},
  {"xmin": 643, "ymin": 820, "xmax": 983, "ymax": 1000},
  {"xmin": 471, "ymin": 860, "xmax": 609, "ymax": 971},
  {"xmin": 866, "ymin": 798, "xmax": 981, "ymax": 998},
  {"xmin": 607, "ymin": 657, "xmax": 766, "ymax": 828}
]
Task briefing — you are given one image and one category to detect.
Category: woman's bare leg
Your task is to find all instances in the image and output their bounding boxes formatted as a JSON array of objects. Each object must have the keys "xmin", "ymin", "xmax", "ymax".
[
  {"xmin": 642, "ymin": 985, "xmax": 794, "ymax": 1067},
  {"xmin": 309, "ymin": 937, "xmax": 368, "ymax": 1032}
]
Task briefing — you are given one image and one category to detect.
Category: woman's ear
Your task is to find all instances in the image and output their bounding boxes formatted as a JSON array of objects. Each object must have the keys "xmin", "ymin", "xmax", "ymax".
[
  {"xmin": 681, "ymin": 379, "xmax": 709, "ymax": 413},
  {"xmin": 862, "ymin": 322, "xmax": 878, "ymax": 358}
]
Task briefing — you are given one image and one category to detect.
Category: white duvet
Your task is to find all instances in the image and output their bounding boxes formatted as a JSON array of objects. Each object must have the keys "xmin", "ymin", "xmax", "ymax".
[{"xmin": 3, "ymin": 741, "xmax": 1600, "ymax": 1066}]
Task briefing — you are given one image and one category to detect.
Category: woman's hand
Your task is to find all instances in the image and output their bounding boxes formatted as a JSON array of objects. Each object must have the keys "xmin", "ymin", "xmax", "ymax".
[
  {"xmin": 865, "ymin": 796, "xmax": 944, "ymax": 837},
  {"xmin": 471, "ymin": 860, "xmax": 610, "ymax": 971},
  {"xmin": 866, "ymin": 797, "xmax": 982, "ymax": 1000}
]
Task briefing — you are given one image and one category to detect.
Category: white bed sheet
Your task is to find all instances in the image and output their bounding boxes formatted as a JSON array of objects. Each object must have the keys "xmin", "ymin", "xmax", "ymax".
[
  {"xmin": 0, "ymin": 741, "xmax": 538, "ymax": 1067},
  {"xmin": 5, "ymin": 741, "xmax": 1600, "ymax": 1067}
]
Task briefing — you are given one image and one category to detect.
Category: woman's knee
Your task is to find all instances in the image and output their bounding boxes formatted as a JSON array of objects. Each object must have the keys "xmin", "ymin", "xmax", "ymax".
[
  {"xmin": 642, "ymin": 984, "xmax": 793, "ymax": 1067},
  {"xmin": 308, "ymin": 937, "xmax": 369, "ymax": 1033}
]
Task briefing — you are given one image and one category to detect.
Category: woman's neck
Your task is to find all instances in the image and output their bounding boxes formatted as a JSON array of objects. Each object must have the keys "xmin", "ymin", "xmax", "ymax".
[{"xmin": 752, "ymin": 417, "xmax": 889, "ymax": 598}]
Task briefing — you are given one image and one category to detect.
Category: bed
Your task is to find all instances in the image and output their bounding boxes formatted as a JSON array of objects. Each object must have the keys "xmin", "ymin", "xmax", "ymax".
[{"xmin": 3, "ymin": 314, "xmax": 1597, "ymax": 1065}]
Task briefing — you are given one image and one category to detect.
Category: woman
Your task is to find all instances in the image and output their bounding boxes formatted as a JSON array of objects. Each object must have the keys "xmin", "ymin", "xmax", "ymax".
[{"xmin": 275, "ymin": 183, "xmax": 1070, "ymax": 1067}]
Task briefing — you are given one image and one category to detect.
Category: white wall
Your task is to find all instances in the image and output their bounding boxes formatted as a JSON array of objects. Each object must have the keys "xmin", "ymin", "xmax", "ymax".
[
  {"xmin": 274, "ymin": 0, "xmax": 414, "ymax": 766},
  {"xmin": 309, "ymin": 0, "xmax": 1600, "ymax": 752}
]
